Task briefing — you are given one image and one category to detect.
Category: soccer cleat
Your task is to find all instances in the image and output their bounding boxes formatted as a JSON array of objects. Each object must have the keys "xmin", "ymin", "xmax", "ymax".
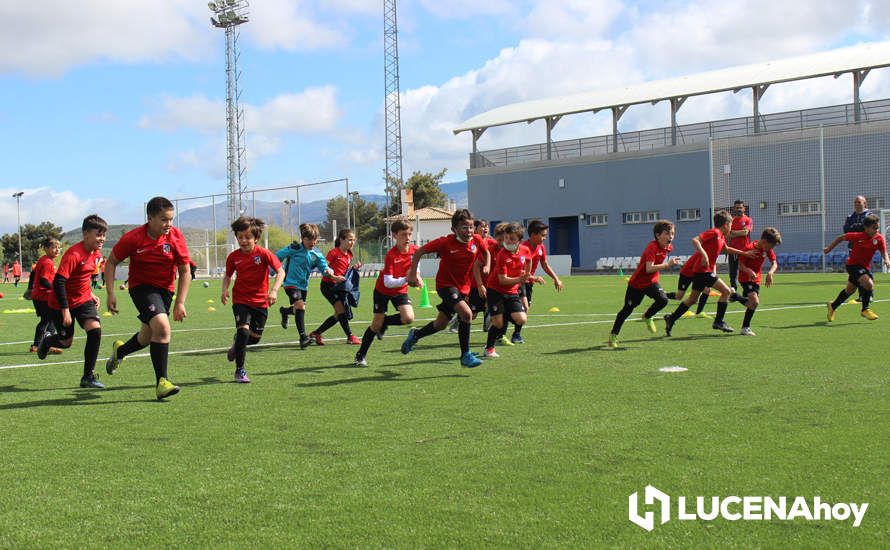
[
  {"xmin": 279, "ymin": 307, "xmax": 289, "ymax": 329},
  {"xmin": 607, "ymin": 333, "xmax": 619, "ymax": 348},
  {"xmin": 447, "ymin": 316, "xmax": 459, "ymax": 333},
  {"xmin": 376, "ymin": 324, "xmax": 388, "ymax": 341},
  {"xmin": 498, "ymin": 335, "xmax": 515, "ymax": 347},
  {"xmin": 663, "ymin": 314, "xmax": 675, "ymax": 337},
  {"xmin": 401, "ymin": 328, "xmax": 418, "ymax": 354},
  {"xmin": 681, "ymin": 311, "xmax": 696, "ymax": 318},
  {"xmin": 861, "ymin": 309, "xmax": 879, "ymax": 321},
  {"xmin": 712, "ymin": 321, "xmax": 734, "ymax": 333},
  {"xmin": 460, "ymin": 351, "xmax": 483, "ymax": 368},
  {"xmin": 511, "ymin": 333, "xmax": 525, "ymax": 345},
  {"xmin": 483, "ymin": 347, "xmax": 499, "ymax": 358},
  {"xmin": 309, "ymin": 331, "xmax": 324, "ymax": 346},
  {"xmin": 156, "ymin": 377, "xmax": 180, "ymax": 399},
  {"xmin": 36, "ymin": 331, "xmax": 53, "ymax": 360},
  {"xmin": 354, "ymin": 354, "xmax": 367, "ymax": 367},
  {"xmin": 49, "ymin": 347, "xmax": 63, "ymax": 355},
  {"xmin": 695, "ymin": 312, "xmax": 711, "ymax": 319},
  {"xmin": 644, "ymin": 317, "xmax": 657, "ymax": 333},
  {"xmin": 740, "ymin": 327, "xmax": 756, "ymax": 336},
  {"xmin": 105, "ymin": 339, "xmax": 125, "ymax": 375},
  {"xmin": 826, "ymin": 303, "xmax": 836, "ymax": 322},
  {"xmin": 234, "ymin": 369, "xmax": 251, "ymax": 384},
  {"xmin": 226, "ymin": 343, "xmax": 236, "ymax": 362},
  {"xmin": 346, "ymin": 335, "xmax": 361, "ymax": 345},
  {"xmin": 29, "ymin": 345, "xmax": 37, "ymax": 353},
  {"xmin": 299, "ymin": 334, "xmax": 310, "ymax": 349},
  {"xmin": 80, "ymin": 374, "xmax": 105, "ymax": 389},
  {"xmin": 848, "ymin": 298, "xmax": 860, "ymax": 304}
]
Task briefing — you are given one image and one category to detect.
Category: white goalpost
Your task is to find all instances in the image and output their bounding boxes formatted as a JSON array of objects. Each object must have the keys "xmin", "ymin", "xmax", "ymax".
[{"xmin": 881, "ymin": 209, "xmax": 890, "ymax": 273}]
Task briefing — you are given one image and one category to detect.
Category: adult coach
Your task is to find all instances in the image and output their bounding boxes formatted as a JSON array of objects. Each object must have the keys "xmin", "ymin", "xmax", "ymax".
[
  {"xmin": 728, "ymin": 199, "xmax": 753, "ymax": 291},
  {"xmin": 843, "ymin": 195, "xmax": 872, "ymax": 302}
]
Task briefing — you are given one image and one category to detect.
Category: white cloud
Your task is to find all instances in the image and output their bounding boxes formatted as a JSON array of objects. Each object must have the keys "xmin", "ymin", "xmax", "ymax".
[
  {"xmin": 520, "ymin": 0, "xmax": 625, "ymax": 39},
  {"xmin": 0, "ymin": 187, "xmax": 137, "ymax": 234},
  {"xmin": 247, "ymin": 87, "xmax": 342, "ymax": 135},
  {"xmin": 139, "ymin": 95, "xmax": 224, "ymax": 134},
  {"xmin": 418, "ymin": 0, "xmax": 516, "ymax": 19},
  {"xmin": 244, "ymin": 0, "xmax": 347, "ymax": 51}
]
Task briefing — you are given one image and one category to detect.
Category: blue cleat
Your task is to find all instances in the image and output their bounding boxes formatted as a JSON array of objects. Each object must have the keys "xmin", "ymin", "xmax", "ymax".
[
  {"xmin": 80, "ymin": 374, "xmax": 105, "ymax": 389},
  {"xmin": 401, "ymin": 328, "xmax": 418, "ymax": 354},
  {"xmin": 510, "ymin": 333, "xmax": 525, "ymax": 345},
  {"xmin": 460, "ymin": 351, "xmax": 482, "ymax": 368}
]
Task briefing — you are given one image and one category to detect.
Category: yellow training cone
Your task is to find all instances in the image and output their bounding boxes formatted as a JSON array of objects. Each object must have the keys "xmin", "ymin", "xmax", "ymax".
[
  {"xmin": 102, "ymin": 311, "xmax": 113, "ymax": 317},
  {"xmin": 207, "ymin": 306, "xmax": 216, "ymax": 312},
  {"xmin": 207, "ymin": 299, "xmax": 215, "ymax": 304},
  {"xmin": 548, "ymin": 306, "xmax": 560, "ymax": 313}
]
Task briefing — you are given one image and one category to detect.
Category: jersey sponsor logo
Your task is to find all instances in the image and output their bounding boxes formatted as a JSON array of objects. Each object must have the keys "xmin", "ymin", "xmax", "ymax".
[
  {"xmin": 253, "ymin": 255, "xmax": 262, "ymax": 264},
  {"xmin": 470, "ymin": 244, "xmax": 477, "ymax": 252}
]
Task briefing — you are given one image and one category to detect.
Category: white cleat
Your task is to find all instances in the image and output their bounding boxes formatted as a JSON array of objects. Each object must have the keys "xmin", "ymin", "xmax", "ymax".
[{"xmin": 740, "ymin": 327, "xmax": 756, "ymax": 336}]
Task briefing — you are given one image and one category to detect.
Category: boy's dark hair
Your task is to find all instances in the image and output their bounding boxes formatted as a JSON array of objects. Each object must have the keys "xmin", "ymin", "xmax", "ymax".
[
  {"xmin": 504, "ymin": 222, "xmax": 525, "ymax": 239},
  {"xmin": 334, "ymin": 228, "xmax": 354, "ymax": 248},
  {"xmin": 527, "ymin": 219, "xmax": 548, "ymax": 235},
  {"xmin": 146, "ymin": 196, "xmax": 174, "ymax": 218},
  {"xmin": 42, "ymin": 237, "xmax": 61, "ymax": 249},
  {"xmin": 863, "ymin": 214, "xmax": 880, "ymax": 228},
  {"xmin": 653, "ymin": 220, "xmax": 674, "ymax": 237},
  {"xmin": 391, "ymin": 220, "xmax": 412, "ymax": 234},
  {"xmin": 300, "ymin": 223, "xmax": 320, "ymax": 240},
  {"xmin": 713, "ymin": 210, "xmax": 732, "ymax": 227},
  {"xmin": 451, "ymin": 208, "xmax": 474, "ymax": 228},
  {"xmin": 82, "ymin": 214, "xmax": 108, "ymax": 234},
  {"xmin": 231, "ymin": 216, "xmax": 264, "ymax": 239},
  {"xmin": 760, "ymin": 227, "xmax": 782, "ymax": 245}
]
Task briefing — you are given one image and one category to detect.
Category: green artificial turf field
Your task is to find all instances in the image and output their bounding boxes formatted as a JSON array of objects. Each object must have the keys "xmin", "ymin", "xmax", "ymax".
[{"xmin": 1, "ymin": 273, "xmax": 888, "ymax": 548}]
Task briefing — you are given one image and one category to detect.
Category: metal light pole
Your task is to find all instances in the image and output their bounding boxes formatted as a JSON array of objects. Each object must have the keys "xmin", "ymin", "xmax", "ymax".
[
  {"xmin": 12, "ymin": 192, "xmax": 23, "ymax": 265},
  {"xmin": 283, "ymin": 199, "xmax": 295, "ymax": 242}
]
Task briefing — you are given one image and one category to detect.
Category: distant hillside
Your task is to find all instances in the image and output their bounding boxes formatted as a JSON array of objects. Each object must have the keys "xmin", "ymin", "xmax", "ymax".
[
  {"xmin": 440, "ymin": 180, "xmax": 467, "ymax": 209},
  {"xmin": 62, "ymin": 224, "xmax": 140, "ymax": 252}
]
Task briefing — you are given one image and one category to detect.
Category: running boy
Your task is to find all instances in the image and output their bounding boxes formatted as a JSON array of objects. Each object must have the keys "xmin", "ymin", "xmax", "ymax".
[
  {"xmin": 12, "ymin": 260, "xmax": 22, "ymax": 287},
  {"xmin": 663, "ymin": 211, "xmax": 754, "ymax": 336},
  {"xmin": 104, "ymin": 196, "xmax": 191, "ymax": 400},
  {"xmin": 221, "ymin": 217, "xmax": 285, "ymax": 383},
  {"xmin": 29, "ymin": 238, "xmax": 63, "ymax": 355},
  {"xmin": 310, "ymin": 228, "xmax": 363, "ymax": 345},
  {"xmin": 608, "ymin": 220, "xmax": 679, "ymax": 348},
  {"xmin": 401, "ymin": 209, "xmax": 490, "ymax": 368},
  {"xmin": 512, "ymin": 220, "xmax": 564, "ymax": 344},
  {"xmin": 482, "ymin": 222, "xmax": 531, "ymax": 358},
  {"xmin": 276, "ymin": 223, "xmax": 342, "ymax": 349},
  {"xmin": 824, "ymin": 214, "xmax": 888, "ymax": 321},
  {"xmin": 36, "ymin": 215, "xmax": 108, "ymax": 389},
  {"xmin": 731, "ymin": 227, "xmax": 781, "ymax": 335},
  {"xmin": 354, "ymin": 220, "xmax": 421, "ymax": 366}
]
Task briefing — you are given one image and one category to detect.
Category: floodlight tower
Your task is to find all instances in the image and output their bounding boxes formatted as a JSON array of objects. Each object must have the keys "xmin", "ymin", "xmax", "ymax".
[
  {"xmin": 208, "ymin": 0, "xmax": 249, "ymax": 224},
  {"xmin": 384, "ymin": 0, "xmax": 407, "ymax": 218}
]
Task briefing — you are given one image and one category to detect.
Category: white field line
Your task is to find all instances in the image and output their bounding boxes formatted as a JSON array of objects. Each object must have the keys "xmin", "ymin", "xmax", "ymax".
[{"xmin": 0, "ymin": 299, "xmax": 875, "ymax": 371}]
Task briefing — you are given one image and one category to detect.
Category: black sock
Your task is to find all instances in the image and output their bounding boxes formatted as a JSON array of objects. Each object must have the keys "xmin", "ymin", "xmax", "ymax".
[
  {"xmin": 295, "ymin": 309, "xmax": 306, "ymax": 336},
  {"xmin": 315, "ymin": 315, "xmax": 338, "ymax": 335},
  {"xmin": 384, "ymin": 313, "xmax": 402, "ymax": 327},
  {"xmin": 695, "ymin": 293, "xmax": 709, "ymax": 314},
  {"xmin": 742, "ymin": 308, "xmax": 755, "ymax": 328},
  {"xmin": 358, "ymin": 327, "xmax": 375, "ymax": 357},
  {"xmin": 149, "ymin": 342, "xmax": 169, "ymax": 382},
  {"xmin": 415, "ymin": 321, "xmax": 439, "ymax": 339},
  {"xmin": 84, "ymin": 328, "xmax": 101, "ymax": 378},
  {"xmin": 337, "ymin": 314, "xmax": 352, "ymax": 337},
  {"xmin": 861, "ymin": 289, "xmax": 872, "ymax": 310},
  {"xmin": 118, "ymin": 333, "xmax": 146, "ymax": 359},
  {"xmin": 671, "ymin": 302, "xmax": 691, "ymax": 320},
  {"xmin": 611, "ymin": 305, "xmax": 634, "ymax": 335},
  {"xmin": 33, "ymin": 322, "xmax": 45, "ymax": 347},
  {"xmin": 486, "ymin": 324, "xmax": 500, "ymax": 348},
  {"xmin": 715, "ymin": 301, "xmax": 728, "ymax": 323},
  {"xmin": 247, "ymin": 335, "xmax": 260, "ymax": 345},
  {"xmin": 513, "ymin": 323, "xmax": 523, "ymax": 337},
  {"xmin": 642, "ymin": 297, "xmax": 669, "ymax": 319},
  {"xmin": 666, "ymin": 291, "xmax": 677, "ymax": 300},
  {"xmin": 831, "ymin": 289, "xmax": 852, "ymax": 311},
  {"xmin": 279, "ymin": 306, "xmax": 290, "ymax": 320},
  {"xmin": 458, "ymin": 321, "xmax": 471, "ymax": 354},
  {"xmin": 234, "ymin": 328, "xmax": 249, "ymax": 370}
]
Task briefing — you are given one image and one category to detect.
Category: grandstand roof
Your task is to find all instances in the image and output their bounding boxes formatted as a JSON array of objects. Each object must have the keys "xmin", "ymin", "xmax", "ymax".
[{"xmin": 454, "ymin": 41, "xmax": 890, "ymax": 135}]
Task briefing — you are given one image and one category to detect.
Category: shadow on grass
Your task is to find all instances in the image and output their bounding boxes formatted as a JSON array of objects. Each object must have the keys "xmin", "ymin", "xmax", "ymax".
[
  {"xmin": 296, "ymin": 369, "xmax": 468, "ymax": 388},
  {"xmin": 257, "ymin": 363, "xmax": 359, "ymax": 377}
]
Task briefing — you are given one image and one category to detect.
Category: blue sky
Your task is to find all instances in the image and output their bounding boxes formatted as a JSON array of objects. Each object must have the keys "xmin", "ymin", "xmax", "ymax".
[{"xmin": 1, "ymin": 0, "xmax": 889, "ymax": 232}]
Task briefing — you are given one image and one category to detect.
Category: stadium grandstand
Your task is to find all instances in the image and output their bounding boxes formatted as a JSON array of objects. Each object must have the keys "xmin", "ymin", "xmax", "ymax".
[{"xmin": 455, "ymin": 41, "xmax": 890, "ymax": 272}]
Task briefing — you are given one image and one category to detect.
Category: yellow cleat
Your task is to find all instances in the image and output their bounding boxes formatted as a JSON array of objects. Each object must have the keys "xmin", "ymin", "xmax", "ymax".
[
  {"xmin": 860, "ymin": 309, "xmax": 879, "ymax": 321},
  {"xmin": 607, "ymin": 334, "xmax": 619, "ymax": 348},
  {"xmin": 156, "ymin": 377, "xmax": 180, "ymax": 400},
  {"xmin": 848, "ymin": 298, "xmax": 859, "ymax": 304},
  {"xmin": 681, "ymin": 311, "xmax": 696, "ymax": 318},
  {"xmin": 105, "ymin": 340, "xmax": 125, "ymax": 375},
  {"xmin": 826, "ymin": 303, "xmax": 836, "ymax": 322},
  {"xmin": 644, "ymin": 317, "xmax": 657, "ymax": 333},
  {"xmin": 695, "ymin": 312, "xmax": 711, "ymax": 319}
]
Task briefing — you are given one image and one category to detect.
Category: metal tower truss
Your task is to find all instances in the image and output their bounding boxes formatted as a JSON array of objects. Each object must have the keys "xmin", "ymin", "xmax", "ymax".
[{"xmin": 384, "ymin": 0, "xmax": 406, "ymax": 217}]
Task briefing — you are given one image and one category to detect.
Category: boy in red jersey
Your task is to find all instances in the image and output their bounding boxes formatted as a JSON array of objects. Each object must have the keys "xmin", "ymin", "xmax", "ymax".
[
  {"xmin": 104, "ymin": 197, "xmax": 192, "ymax": 400},
  {"xmin": 510, "ymin": 220, "xmax": 564, "ymax": 344},
  {"xmin": 36, "ymin": 215, "xmax": 108, "ymax": 389},
  {"xmin": 608, "ymin": 220, "xmax": 680, "ymax": 348},
  {"xmin": 354, "ymin": 220, "xmax": 421, "ymax": 366},
  {"xmin": 727, "ymin": 200, "xmax": 753, "ymax": 291},
  {"xmin": 663, "ymin": 211, "xmax": 755, "ymax": 336},
  {"xmin": 29, "ymin": 238, "xmax": 63, "ymax": 355},
  {"xmin": 731, "ymin": 228, "xmax": 781, "ymax": 336},
  {"xmin": 222, "ymin": 217, "xmax": 285, "ymax": 383},
  {"xmin": 310, "ymin": 228, "xmax": 363, "ymax": 345},
  {"xmin": 824, "ymin": 214, "xmax": 888, "ymax": 321},
  {"xmin": 401, "ymin": 209, "xmax": 490, "ymax": 368},
  {"xmin": 12, "ymin": 260, "xmax": 22, "ymax": 287},
  {"xmin": 482, "ymin": 222, "xmax": 532, "ymax": 358},
  {"xmin": 448, "ymin": 219, "xmax": 498, "ymax": 333}
]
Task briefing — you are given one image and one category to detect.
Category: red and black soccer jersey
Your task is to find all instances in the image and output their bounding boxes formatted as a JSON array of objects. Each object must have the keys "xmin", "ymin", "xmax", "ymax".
[
  {"xmin": 48, "ymin": 242, "xmax": 101, "ymax": 310},
  {"xmin": 425, "ymin": 233, "xmax": 485, "ymax": 294},
  {"xmin": 322, "ymin": 247, "xmax": 352, "ymax": 283},
  {"xmin": 225, "ymin": 246, "xmax": 282, "ymax": 308},
  {"xmin": 112, "ymin": 224, "xmax": 190, "ymax": 292},
  {"xmin": 628, "ymin": 240, "xmax": 673, "ymax": 289},
  {"xmin": 487, "ymin": 244, "xmax": 531, "ymax": 295},
  {"xmin": 738, "ymin": 241, "xmax": 777, "ymax": 284},
  {"xmin": 729, "ymin": 215, "xmax": 753, "ymax": 249},
  {"xmin": 523, "ymin": 240, "xmax": 547, "ymax": 274},
  {"xmin": 694, "ymin": 228, "xmax": 726, "ymax": 274},
  {"xmin": 30, "ymin": 255, "xmax": 56, "ymax": 302},
  {"xmin": 471, "ymin": 236, "xmax": 500, "ymax": 289},
  {"xmin": 845, "ymin": 232, "xmax": 887, "ymax": 269},
  {"xmin": 680, "ymin": 251, "xmax": 698, "ymax": 278},
  {"xmin": 375, "ymin": 244, "xmax": 418, "ymax": 296}
]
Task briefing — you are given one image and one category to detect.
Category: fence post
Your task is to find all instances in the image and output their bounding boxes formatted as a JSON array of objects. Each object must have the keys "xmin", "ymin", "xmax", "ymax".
[{"xmin": 819, "ymin": 125, "xmax": 827, "ymax": 273}]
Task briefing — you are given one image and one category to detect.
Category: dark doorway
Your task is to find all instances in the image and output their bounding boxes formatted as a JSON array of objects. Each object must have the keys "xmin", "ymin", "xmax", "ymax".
[{"xmin": 548, "ymin": 216, "xmax": 580, "ymax": 267}]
